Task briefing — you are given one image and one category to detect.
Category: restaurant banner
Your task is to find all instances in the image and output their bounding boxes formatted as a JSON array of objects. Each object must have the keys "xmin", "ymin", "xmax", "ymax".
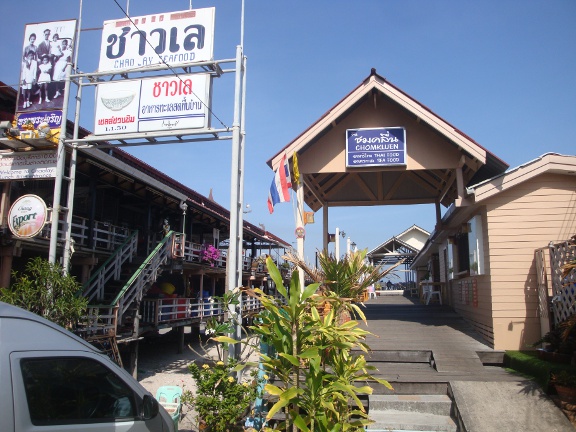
[
  {"xmin": 346, "ymin": 127, "xmax": 407, "ymax": 168},
  {"xmin": 94, "ymin": 73, "xmax": 210, "ymax": 135},
  {"xmin": 98, "ymin": 7, "xmax": 215, "ymax": 73}
]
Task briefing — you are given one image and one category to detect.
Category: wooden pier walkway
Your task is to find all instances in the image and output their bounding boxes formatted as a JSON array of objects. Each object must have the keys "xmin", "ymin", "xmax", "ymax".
[{"xmin": 359, "ymin": 294, "xmax": 522, "ymax": 391}]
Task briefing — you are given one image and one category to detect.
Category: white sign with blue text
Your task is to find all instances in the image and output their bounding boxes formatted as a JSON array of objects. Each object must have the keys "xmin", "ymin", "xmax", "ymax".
[{"xmin": 346, "ymin": 127, "xmax": 406, "ymax": 168}]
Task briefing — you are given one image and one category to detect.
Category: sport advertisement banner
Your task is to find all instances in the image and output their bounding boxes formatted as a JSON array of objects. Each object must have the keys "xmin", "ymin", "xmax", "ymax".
[
  {"xmin": 17, "ymin": 19, "xmax": 77, "ymax": 130},
  {"xmin": 94, "ymin": 73, "xmax": 211, "ymax": 135},
  {"xmin": 98, "ymin": 7, "xmax": 215, "ymax": 73}
]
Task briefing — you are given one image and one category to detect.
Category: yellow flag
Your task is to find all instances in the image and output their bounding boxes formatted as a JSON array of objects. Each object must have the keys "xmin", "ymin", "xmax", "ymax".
[{"xmin": 293, "ymin": 152, "xmax": 300, "ymax": 185}]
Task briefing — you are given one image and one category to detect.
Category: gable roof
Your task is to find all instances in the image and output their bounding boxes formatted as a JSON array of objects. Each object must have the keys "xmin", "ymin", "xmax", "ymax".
[
  {"xmin": 368, "ymin": 225, "xmax": 430, "ymax": 266},
  {"xmin": 470, "ymin": 152, "xmax": 576, "ymax": 203},
  {"xmin": 411, "ymin": 153, "xmax": 576, "ymax": 269},
  {"xmin": 267, "ymin": 69, "xmax": 508, "ymax": 212}
]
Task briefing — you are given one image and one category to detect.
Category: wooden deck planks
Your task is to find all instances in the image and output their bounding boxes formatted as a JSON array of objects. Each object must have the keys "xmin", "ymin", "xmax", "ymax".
[{"xmin": 359, "ymin": 295, "xmax": 523, "ymax": 385}]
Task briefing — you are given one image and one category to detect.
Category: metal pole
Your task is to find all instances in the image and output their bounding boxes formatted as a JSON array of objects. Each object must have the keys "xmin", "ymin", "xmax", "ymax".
[
  {"xmin": 226, "ymin": 43, "xmax": 245, "ymax": 360},
  {"xmin": 236, "ymin": 54, "xmax": 247, "ymax": 281},
  {"xmin": 296, "ymin": 181, "xmax": 305, "ymax": 290},
  {"xmin": 61, "ymin": 0, "xmax": 84, "ymax": 273},
  {"xmin": 48, "ymin": 0, "xmax": 83, "ymax": 264},
  {"xmin": 335, "ymin": 227, "xmax": 340, "ymax": 262}
]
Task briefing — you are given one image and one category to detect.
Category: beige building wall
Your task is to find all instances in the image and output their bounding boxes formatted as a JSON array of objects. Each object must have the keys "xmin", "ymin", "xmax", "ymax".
[
  {"xmin": 483, "ymin": 172, "xmax": 576, "ymax": 350},
  {"xmin": 448, "ymin": 210, "xmax": 496, "ymax": 347}
]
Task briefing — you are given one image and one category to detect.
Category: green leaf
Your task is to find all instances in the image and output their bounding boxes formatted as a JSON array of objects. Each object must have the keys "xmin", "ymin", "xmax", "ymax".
[
  {"xmin": 299, "ymin": 347, "xmax": 321, "ymax": 358},
  {"xmin": 267, "ymin": 257, "xmax": 287, "ymax": 298},
  {"xmin": 279, "ymin": 353, "xmax": 300, "ymax": 367},
  {"xmin": 293, "ymin": 415, "xmax": 310, "ymax": 432},
  {"xmin": 211, "ymin": 336, "xmax": 238, "ymax": 344},
  {"xmin": 301, "ymin": 282, "xmax": 320, "ymax": 302},
  {"xmin": 264, "ymin": 384, "xmax": 284, "ymax": 396},
  {"xmin": 266, "ymin": 398, "xmax": 289, "ymax": 419}
]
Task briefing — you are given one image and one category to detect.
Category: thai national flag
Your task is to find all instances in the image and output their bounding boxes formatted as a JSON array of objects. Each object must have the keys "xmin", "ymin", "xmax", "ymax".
[{"xmin": 267, "ymin": 153, "xmax": 292, "ymax": 214}]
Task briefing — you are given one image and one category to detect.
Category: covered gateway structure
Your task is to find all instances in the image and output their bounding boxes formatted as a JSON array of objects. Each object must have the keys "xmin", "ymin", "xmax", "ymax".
[
  {"xmin": 267, "ymin": 68, "xmax": 576, "ymax": 350},
  {"xmin": 267, "ymin": 69, "xmax": 507, "ymax": 249}
]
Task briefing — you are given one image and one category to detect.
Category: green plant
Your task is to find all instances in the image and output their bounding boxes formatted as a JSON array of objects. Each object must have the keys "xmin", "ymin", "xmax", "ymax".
[
  {"xmin": 284, "ymin": 249, "xmax": 403, "ymax": 322},
  {"xmin": 504, "ymin": 350, "xmax": 576, "ymax": 391},
  {"xmin": 0, "ymin": 257, "xmax": 87, "ymax": 329},
  {"xmin": 531, "ymin": 315, "xmax": 576, "ymax": 355},
  {"xmin": 551, "ymin": 370, "xmax": 576, "ymax": 388},
  {"xmin": 182, "ymin": 288, "xmax": 260, "ymax": 431},
  {"xmin": 183, "ymin": 359, "xmax": 263, "ymax": 432},
  {"xmin": 247, "ymin": 257, "xmax": 391, "ymax": 431}
]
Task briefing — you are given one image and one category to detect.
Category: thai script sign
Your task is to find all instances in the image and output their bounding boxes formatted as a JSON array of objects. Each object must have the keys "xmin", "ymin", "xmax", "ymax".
[
  {"xmin": 17, "ymin": 19, "xmax": 77, "ymax": 126},
  {"xmin": 17, "ymin": 110, "xmax": 63, "ymax": 130},
  {"xmin": 98, "ymin": 7, "xmax": 215, "ymax": 73},
  {"xmin": 94, "ymin": 73, "xmax": 210, "ymax": 135},
  {"xmin": 0, "ymin": 150, "xmax": 57, "ymax": 180},
  {"xmin": 8, "ymin": 194, "xmax": 48, "ymax": 238},
  {"xmin": 346, "ymin": 127, "xmax": 406, "ymax": 167}
]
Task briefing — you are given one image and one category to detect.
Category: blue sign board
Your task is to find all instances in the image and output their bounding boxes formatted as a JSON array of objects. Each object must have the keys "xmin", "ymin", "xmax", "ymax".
[
  {"xmin": 17, "ymin": 110, "xmax": 63, "ymax": 130},
  {"xmin": 346, "ymin": 127, "xmax": 406, "ymax": 167}
]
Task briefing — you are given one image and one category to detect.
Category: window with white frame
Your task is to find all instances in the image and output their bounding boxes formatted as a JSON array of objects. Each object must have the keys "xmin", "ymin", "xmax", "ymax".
[{"xmin": 445, "ymin": 215, "xmax": 485, "ymax": 279}]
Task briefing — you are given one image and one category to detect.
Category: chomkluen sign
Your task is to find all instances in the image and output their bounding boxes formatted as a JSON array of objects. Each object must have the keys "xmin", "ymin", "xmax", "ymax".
[
  {"xmin": 346, "ymin": 127, "xmax": 407, "ymax": 168},
  {"xmin": 98, "ymin": 7, "xmax": 214, "ymax": 72}
]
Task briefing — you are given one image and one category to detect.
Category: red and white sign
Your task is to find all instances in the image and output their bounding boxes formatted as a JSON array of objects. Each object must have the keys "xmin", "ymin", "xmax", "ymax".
[
  {"xmin": 8, "ymin": 194, "xmax": 48, "ymax": 238},
  {"xmin": 94, "ymin": 73, "xmax": 211, "ymax": 135},
  {"xmin": 98, "ymin": 8, "xmax": 215, "ymax": 73}
]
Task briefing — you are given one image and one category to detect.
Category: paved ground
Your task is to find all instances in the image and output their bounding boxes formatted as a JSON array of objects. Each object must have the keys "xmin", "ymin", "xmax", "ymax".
[{"xmin": 362, "ymin": 294, "xmax": 574, "ymax": 431}]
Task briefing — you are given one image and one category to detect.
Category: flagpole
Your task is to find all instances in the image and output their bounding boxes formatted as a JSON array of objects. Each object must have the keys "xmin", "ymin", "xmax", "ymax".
[{"xmin": 296, "ymin": 181, "xmax": 305, "ymax": 290}]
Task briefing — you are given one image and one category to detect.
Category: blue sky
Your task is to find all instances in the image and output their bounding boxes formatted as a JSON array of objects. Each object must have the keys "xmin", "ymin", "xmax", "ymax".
[{"xmin": 1, "ymin": 1, "xmax": 575, "ymax": 263}]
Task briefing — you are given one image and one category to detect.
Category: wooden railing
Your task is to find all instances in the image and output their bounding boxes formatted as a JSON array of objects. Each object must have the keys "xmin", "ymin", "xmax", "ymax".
[
  {"xmin": 114, "ymin": 232, "xmax": 173, "ymax": 324},
  {"xmin": 81, "ymin": 231, "xmax": 139, "ymax": 303},
  {"xmin": 140, "ymin": 293, "xmax": 264, "ymax": 326}
]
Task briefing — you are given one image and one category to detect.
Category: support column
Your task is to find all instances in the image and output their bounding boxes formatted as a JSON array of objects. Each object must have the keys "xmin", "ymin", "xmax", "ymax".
[
  {"xmin": 128, "ymin": 340, "xmax": 139, "ymax": 379},
  {"xmin": 177, "ymin": 326, "xmax": 185, "ymax": 354},
  {"xmin": 323, "ymin": 205, "xmax": 329, "ymax": 252}
]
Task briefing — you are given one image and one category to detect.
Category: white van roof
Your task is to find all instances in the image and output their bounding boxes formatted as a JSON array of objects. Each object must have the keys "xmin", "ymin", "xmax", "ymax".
[{"xmin": 0, "ymin": 301, "xmax": 99, "ymax": 352}]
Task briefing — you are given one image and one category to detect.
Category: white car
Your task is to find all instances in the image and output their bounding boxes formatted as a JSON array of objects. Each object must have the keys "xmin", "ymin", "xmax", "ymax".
[{"xmin": 0, "ymin": 301, "xmax": 175, "ymax": 432}]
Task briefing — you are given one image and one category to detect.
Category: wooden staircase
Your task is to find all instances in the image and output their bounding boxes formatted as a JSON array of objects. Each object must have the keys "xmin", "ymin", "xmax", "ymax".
[{"xmin": 77, "ymin": 231, "xmax": 176, "ymax": 351}]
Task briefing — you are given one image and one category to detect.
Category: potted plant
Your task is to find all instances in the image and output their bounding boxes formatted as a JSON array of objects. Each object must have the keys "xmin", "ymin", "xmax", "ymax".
[
  {"xmin": 532, "ymin": 316, "xmax": 576, "ymax": 364},
  {"xmin": 200, "ymin": 243, "xmax": 221, "ymax": 267},
  {"xmin": 551, "ymin": 370, "xmax": 576, "ymax": 403},
  {"xmin": 283, "ymin": 249, "xmax": 404, "ymax": 323},
  {"xmin": 181, "ymin": 290, "xmax": 263, "ymax": 431},
  {"xmin": 186, "ymin": 359, "xmax": 262, "ymax": 431}
]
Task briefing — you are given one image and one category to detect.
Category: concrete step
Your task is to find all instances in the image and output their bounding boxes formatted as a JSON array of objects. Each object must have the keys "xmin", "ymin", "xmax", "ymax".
[
  {"xmin": 371, "ymin": 381, "xmax": 449, "ymax": 395},
  {"xmin": 367, "ymin": 409, "xmax": 457, "ymax": 432},
  {"xmin": 369, "ymin": 394, "xmax": 453, "ymax": 416},
  {"xmin": 356, "ymin": 349, "xmax": 433, "ymax": 363}
]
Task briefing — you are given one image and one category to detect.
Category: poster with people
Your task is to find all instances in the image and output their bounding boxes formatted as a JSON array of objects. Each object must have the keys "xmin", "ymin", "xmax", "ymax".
[{"xmin": 17, "ymin": 19, "xmax": 77, "ymax": 123}]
